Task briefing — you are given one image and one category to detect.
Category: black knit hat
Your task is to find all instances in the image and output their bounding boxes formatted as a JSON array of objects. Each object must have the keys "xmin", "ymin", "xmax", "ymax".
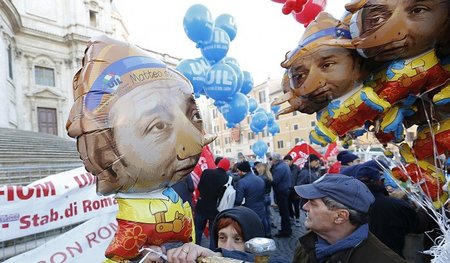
[{"xmin": 237, "ymin": 161, "xmax": 251, "ymax": 173}]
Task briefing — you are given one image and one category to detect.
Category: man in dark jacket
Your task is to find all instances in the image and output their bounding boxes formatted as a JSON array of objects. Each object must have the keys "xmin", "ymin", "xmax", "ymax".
[
  {"xmin": 194, "ymin": 158, "xmax": 230, "ymax": 249},
  {"xmin": 341, "ymin": 160, "xmax": 421, "ymax": 258},
  {"xmin": 293, "ymin": 174, "xmax": 406, "ymax": 263},
  {"xmin": 284, "ymin": 154, "xmax": 301, "ymax": 227},
  {"xmin": 270, "ymin": 153, "xmax": 292, "ymax": 237},
  {"xmin": 234, "ymin": 161, "xmax": 266, "ymax": 224}
]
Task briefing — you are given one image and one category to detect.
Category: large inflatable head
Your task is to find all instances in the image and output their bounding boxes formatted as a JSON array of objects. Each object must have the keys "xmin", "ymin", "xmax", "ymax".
[
  {"xmin": 347, "ymin": 0, "xmax": 450, "ymax": 61},
  {"xmin": 275, "ymin": 12, "xmax": 366, "ymax": 114},
  {"xmin": 66, "ymin": 36, "xmax": 213, "ymax": 195}
]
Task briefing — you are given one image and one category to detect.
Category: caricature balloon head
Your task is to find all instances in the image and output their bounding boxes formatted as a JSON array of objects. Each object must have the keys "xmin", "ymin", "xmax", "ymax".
[
  {"xmin": 346, "ymin": 0, "xmax": 450, "ymax": 61},
  {"xmin": 66, "ymin": 35, "xmax": 214, "ymax": 195},
  {"xmin": 274, "ymin": 12, "xmax": 367, "ymax": 115}
]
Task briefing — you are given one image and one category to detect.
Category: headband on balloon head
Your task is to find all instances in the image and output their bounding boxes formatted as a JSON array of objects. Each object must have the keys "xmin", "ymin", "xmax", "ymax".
[
  {"xmin": 281, "ymin": 12, "xmax": 354, "ymax": 69},
  {"xmin": 67, "ymin": 35, "xmax": 192, "ymax": 138}
]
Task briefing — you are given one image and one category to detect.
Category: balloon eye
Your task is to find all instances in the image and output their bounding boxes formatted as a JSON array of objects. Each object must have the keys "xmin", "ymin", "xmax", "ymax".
[
  {"xmin": 192, "ymin": 113, "xmax": 201, "ymax": 122},
  {"xmin": 155, "ymin": 122, "xmax": 166, "ymax": 130}
]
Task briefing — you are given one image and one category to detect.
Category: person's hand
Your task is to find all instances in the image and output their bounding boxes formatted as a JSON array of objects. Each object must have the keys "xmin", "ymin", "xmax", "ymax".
[
  {"xmin": 167, "ymin": 242, "xmax": 220, "ymax": 263},
  {"xmin": 141, "ymin": 245, "xmax": 166, "ymax": 263}
]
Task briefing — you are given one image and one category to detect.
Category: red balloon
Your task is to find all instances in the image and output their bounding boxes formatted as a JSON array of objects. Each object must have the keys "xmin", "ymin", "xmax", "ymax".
[
  {"xmin": 293, "ymin": 0, "xmax": 326, "ymax": 26},
  {"xmin": 271, "ymin": 0, "xmax": 287, "ymax": 3},
  {"xmin": 282, "ymin": 0, "xmax": 307, "ymax": 15}
]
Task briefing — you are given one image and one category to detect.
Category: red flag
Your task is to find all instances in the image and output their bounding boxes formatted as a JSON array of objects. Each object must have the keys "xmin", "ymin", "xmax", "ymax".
[
  {"xmin": 286, "ymin": 142, "xmax": 322, "ymax": 168},
  {"xmin": 190, "ymin": 145, "xmax": 216, "ymax": 205},
  {"xmin": 324, "ymin": 142, "xmax": 338, "ymax": 160}
]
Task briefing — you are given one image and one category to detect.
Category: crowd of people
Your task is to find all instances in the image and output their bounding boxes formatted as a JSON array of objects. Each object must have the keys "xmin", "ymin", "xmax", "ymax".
[{"xmin": 145, "ymin": 150, "xmax": 446, "ymax": 263}]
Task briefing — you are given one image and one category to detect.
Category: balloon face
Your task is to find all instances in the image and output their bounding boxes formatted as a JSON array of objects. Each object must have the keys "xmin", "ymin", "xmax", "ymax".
[
  {"xmin": 201, "ymin": 28, "xmax": 231, "ymax": 64},
  {"xmin": 176, "ymin": 59, "xmax": 206, "ymax": 98},
  {"xmin": 215, "ymin": 14, "xmax": 238, "ymax": 41},
  {"xmin": 286, "ymin": 46, "xmax": 364, "ymax": 103},
  {"xmin": 183, "ymin": 4, "xmax": 214, "ymax": 45},
  {"xmin": 350, "ymin": 0, "xmax": 450, "ymax": 61},
  {"xmin": 240, "ymin": 71, "xmax": 254, "ymax": 95},
  {"xmin": 66, "ymin": 36, "xmax": 216, "ymax": 195},
  {"xmin": 220, "ymin": 92, "xmax": 249, "ymax": 124},
  {"xmin": 252, "ymin": 139, "xmax": 269, "ymax": 158},
  {"xmin": 204, "ymin": 63, "xmax": 238, "ymax": 101},
  {"xmin": 109, "ymin": 83, "xmax": 205, "ymax": 192}
]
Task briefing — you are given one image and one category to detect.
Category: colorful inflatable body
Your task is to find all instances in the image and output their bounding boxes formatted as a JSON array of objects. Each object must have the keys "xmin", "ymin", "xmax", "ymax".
[
  {"xmin": 66, "ymin": 36, "xmax": 214, "ymax": 262},
  {"xmin": 346, "ymin": 0, "xmax": 450, "ymax": 206}
]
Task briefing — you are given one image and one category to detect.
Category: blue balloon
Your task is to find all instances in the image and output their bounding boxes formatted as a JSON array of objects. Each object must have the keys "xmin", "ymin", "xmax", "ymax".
[
  {"xmin": 221, "ymin": 57, "xmax": 240, "ymax": 66},
  {"xmin": 271, "ymin": 104, "xmax": 281, "ymax": 114},
  {"xmin": 223, "ymin": 58, "xmax": 243, "ymax": 92},
  {"xmin": 220, "ymin": 92, "xmax": 249, "ymax": 124},
  {"xmin": 250, "ymin": 122, "xmax": 262, "ymax": 133},
  {"xmin": 268, "ymin": 123, "xmax": 280, "ymax": 135},
  {"xmin": 176, "ymin": 59, "xmax": 205, "ymax": 98},
  {"xmin": 251, "ymin": 111, "xmax": 268, "ymax": 130},
  {"xmin": 204, "ymin": 63, "xmax": 237, "ymax": 102},
  {"xmin": 201, "ymin": 27, "xmax": 230, "ymax": 64},
  {"xmin": 240, "ymin": 71, "xmax": 254, "ymax": 95},
  {"xmin": 267, "ymin": 112, "xmax": 275, "ymax": 125},
  {"xmin": 254, "ymin": 107, "xmax": 267, "ymax": 114},
  {"xmin": 226, "ymin": 122, "xmax": 237, "ymax": 128},
  {"xmin": 195, "ymin": 57, "xmax": 211, "ymax": 72},
  {"xmin": 215, "ymin": 14, "xmax": 238, "ymax": 41},
  {"xmin": 248, "ymin": 97, "xmax": 258, "ymax": 114},
  {"xmin": 252, "ymin": 139, "xmax": 268, "ymax": 158},
  {"xmin": 183, "ymin": 4, "xmax": 214, "ymax": 46}
]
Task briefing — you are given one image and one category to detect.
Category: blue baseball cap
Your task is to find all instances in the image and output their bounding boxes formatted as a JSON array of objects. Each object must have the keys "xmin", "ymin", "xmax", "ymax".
[{"xmin": 294, "ymin": 174, "xmax": 375, "ymax": 213}]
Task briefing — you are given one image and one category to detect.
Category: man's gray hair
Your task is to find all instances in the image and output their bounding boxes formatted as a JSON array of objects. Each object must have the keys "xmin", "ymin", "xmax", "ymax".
[
  {"xmin": 272, "ymin": 153, "xmax": 282, "ymax": 161},
  {"xmin": 322, "ymin": 196, "xmax": 368, "ymax": 226}
]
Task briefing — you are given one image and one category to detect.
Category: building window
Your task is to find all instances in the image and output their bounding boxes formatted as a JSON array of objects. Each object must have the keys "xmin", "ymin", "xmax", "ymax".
[
  {"xmin": 267, "ymin": 142, "xmax": 270, "ymax": 147},
  {"xmin": 7, "ymin": 45, "xmax": 13, "ymax": 79},
  {"xmin": 293, "ymin": 111, "xmax": 297, "ymax": 116},
  {"xmin": 226, "ymin": 148, "xmax": 231, "ymax": 153},
  {"xmin": 295, "ymin": 138, "xmax": 300, "ymax": 144},
  {"xmin": 247, "ymin": 116, "xmax": 251, "ymax": 124},
  {"xmin": 293, "ymin": 124, "xmax": 299, "ymax": 130},
  {"xmin": 248, "ymin": 132, "xmax": 255, "ymax": 141},
  {"xmin": 311, "ymin": 121, "xmax": 316, "ymax": 127},
  {"xmin": 258, "ymin": 90, "xmax": 266, "ymax": 103},
  {"xmin": 277, "ymin": 140, "xmax": 284, "ymax": 149},
  {"xmin": 89, "ymin": 10, "xmax": 98, "ymax": 27},
  {"xmin": 223, "ymin": 123, "xmax": 227, "ymax": 130},
  {"xmin": 212, "ymin": 109, "xmax": 218, "ymax": 118},
  {"xmin": 35, "ymin": 66, "xmax": 55, "ymax": 86}
]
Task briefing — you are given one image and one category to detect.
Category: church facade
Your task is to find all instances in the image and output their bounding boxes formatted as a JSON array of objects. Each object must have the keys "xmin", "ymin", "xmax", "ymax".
[{"xmin": 0, "ymin": 0, "xmax": 179, "ymax": 137}]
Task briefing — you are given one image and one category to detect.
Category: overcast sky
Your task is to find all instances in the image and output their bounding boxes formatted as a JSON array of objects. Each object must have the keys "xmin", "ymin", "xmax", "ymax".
[{"xmin": 114, "ymin": 0, "xmax": 346, "ymax": 85}]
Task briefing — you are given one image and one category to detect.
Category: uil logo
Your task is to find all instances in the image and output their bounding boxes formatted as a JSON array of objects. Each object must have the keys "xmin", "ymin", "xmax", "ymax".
[{"xmin": 103, "ymin": 73, "xmax": 122, "ymax": 92}]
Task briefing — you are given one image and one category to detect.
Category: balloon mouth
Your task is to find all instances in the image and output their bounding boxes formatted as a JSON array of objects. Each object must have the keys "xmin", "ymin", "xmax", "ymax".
[{"xmin": 174, "ymin": 163, "xmax": 197, "ymax": 174}]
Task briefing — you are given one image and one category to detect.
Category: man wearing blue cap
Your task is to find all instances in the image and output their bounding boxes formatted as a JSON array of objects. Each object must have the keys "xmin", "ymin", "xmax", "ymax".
[
  {"xmin": 293, "ymin": 174, "xmax": 406, "ymax": 263},
  {"xmin": 341, "ymin": 160, "xmax": 422, "ymax": 259}
]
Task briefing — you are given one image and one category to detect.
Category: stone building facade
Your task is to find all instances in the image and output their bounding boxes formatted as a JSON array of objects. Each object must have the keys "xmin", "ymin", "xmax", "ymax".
[{"xmin": 0, "ymin": 0, "xmax": 179, "ymax": 137}]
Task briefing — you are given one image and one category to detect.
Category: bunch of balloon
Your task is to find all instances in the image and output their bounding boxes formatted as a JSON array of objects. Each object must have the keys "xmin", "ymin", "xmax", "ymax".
[
  {"xmin": 271, "ymin": 0, "xmax": 327, "ymax": 26},
  {"xmin": 180, "ymin": 4, "xmax": 255, "ymax": 128},
  {"xmin": 267, "ymin": 100, "xmax": 281, "ymax": 136},
  {"xmin": 252, "ymin": 139, "xmax": 269, "ymax": 159}
]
